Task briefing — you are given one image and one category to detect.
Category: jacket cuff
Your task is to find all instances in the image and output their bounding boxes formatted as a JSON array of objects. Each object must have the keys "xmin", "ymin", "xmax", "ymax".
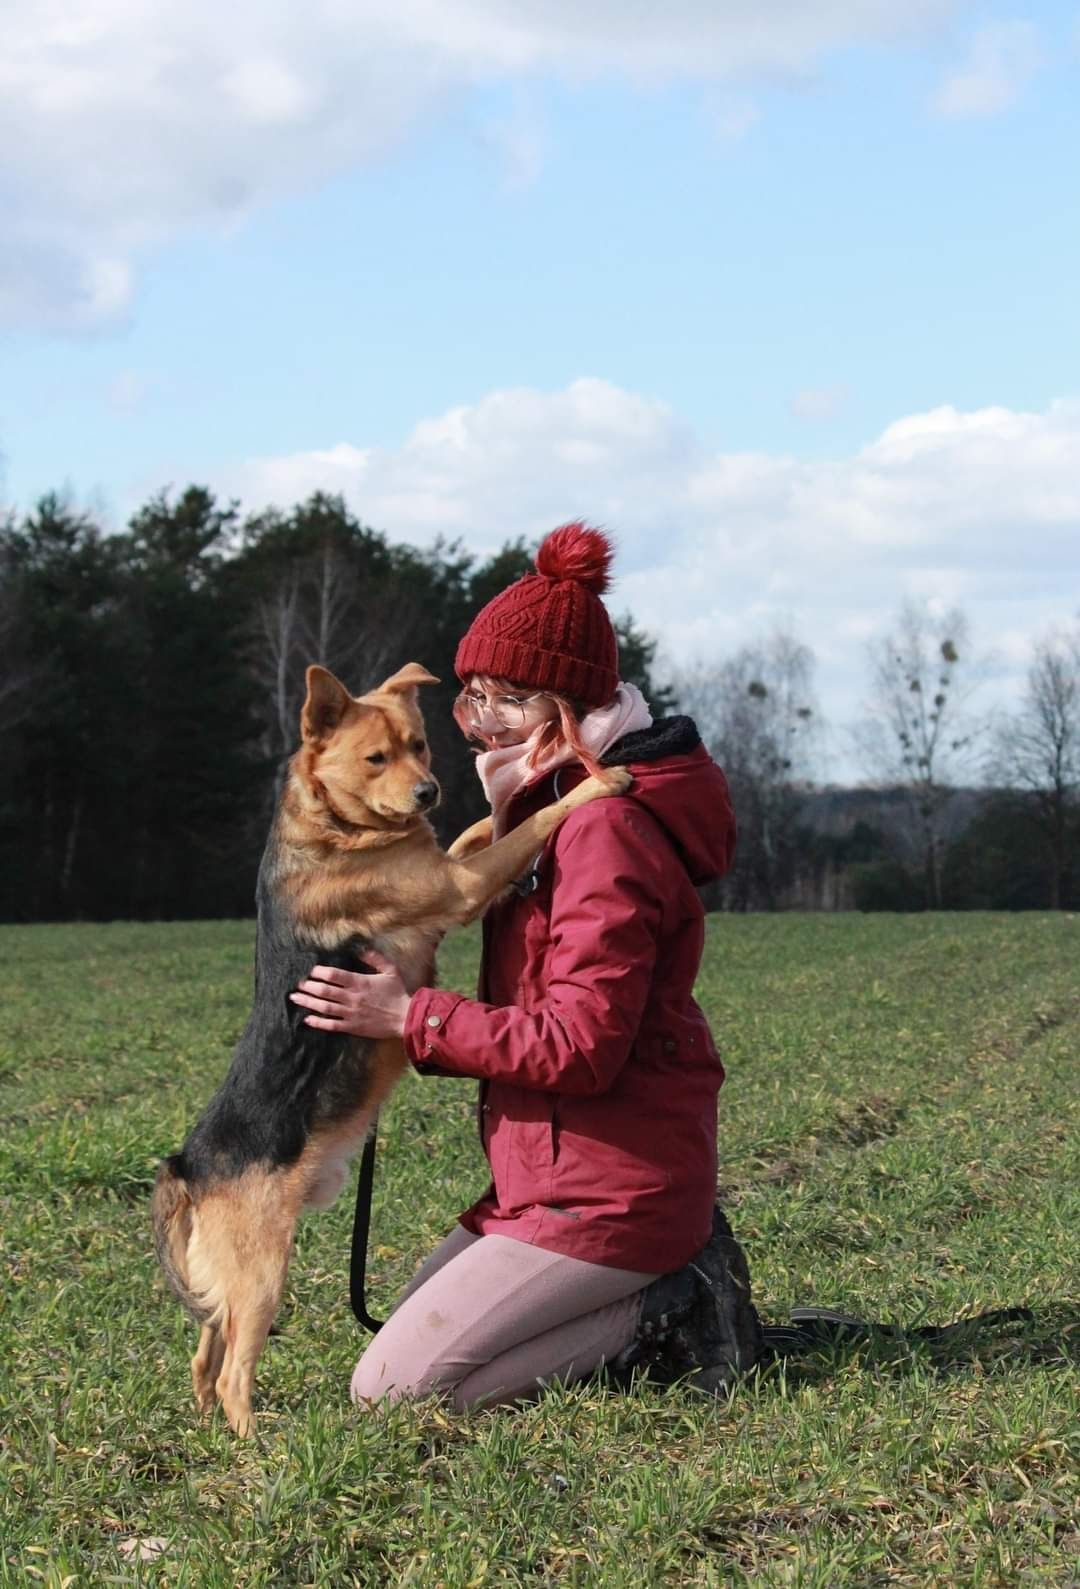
[{"xmin": 404, "ymin": 986, "xmax": 469, "ymax": 1073}]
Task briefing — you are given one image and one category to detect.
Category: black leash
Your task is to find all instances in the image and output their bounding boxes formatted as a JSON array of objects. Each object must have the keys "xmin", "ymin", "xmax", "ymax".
[{"xmin": 349, "ymin": 1120, "xmax": 384, "ymax": 1333}]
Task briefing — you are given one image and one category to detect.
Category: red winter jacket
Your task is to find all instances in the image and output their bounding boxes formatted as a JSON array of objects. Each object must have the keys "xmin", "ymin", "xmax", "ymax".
[{"xmin": 403, "ymin": 716, "xmax": 736, "ymax": 1273}]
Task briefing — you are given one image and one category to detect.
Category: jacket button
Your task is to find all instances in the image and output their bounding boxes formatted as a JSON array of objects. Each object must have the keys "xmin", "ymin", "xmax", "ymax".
[
  {"xmin": 426, "ymin": 1014, "xmax": 442, "ymax": 1029},
  {"xmin": 663, "ymin": 1038, "xmax": 677, "ymax": 1053}
]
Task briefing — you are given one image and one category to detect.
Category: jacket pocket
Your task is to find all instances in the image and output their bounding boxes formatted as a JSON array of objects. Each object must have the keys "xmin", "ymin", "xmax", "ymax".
[{"xmin": 500, "ymin": 1087, "xmax": 557, "ymax": 1208}]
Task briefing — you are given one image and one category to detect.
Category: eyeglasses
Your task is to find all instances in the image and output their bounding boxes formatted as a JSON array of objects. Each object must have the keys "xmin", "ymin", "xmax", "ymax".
[{"xmin": 457, "ymin": 689, "xmax": 550, "ymax": 730}]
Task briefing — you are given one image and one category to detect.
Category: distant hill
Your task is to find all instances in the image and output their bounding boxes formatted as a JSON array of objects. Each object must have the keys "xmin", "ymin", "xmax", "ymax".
[{"xmin": 796, "ymin": 785, "xmax": 983, "ymax": 846}]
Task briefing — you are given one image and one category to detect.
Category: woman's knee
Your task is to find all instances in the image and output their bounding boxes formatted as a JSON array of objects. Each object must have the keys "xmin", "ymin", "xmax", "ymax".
[
  {"xmin": 349, "ymin": 1342, "xmax": 462, "ymax": 1406},
  {"xmin": 350, "ymin": 1349, "xmax": 396, "ymax": 1405}
]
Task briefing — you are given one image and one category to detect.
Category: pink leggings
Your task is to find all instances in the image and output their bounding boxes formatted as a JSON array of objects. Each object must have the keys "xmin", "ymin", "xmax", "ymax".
[{"xmin": 350, "ymin": 1225, "xmax": 657, "ymax": 1411}]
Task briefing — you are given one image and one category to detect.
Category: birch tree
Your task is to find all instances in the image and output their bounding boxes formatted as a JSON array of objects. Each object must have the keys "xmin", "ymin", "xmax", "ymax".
[
  {"xmin": 668, "ymin": 630, "xmax": 818, "ymax": 909},
  {"xmin": 857, "ymin": 601, "xmax": 980, "ymax": 908},
  {"xmin": 992, "ymin": 625, "xmax": 1080, "ymax": 908}
]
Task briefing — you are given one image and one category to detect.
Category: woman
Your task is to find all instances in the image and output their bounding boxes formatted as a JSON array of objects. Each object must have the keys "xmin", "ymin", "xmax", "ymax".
[{"xmin": 290, "ymin": 522, "xmax": 762, "ymax": 1409}]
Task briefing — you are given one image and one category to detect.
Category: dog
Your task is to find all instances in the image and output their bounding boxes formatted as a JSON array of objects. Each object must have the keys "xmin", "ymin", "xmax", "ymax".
[{"xmin": 152, "ymin": 661, "xmax": 630, "ymax": 1435}]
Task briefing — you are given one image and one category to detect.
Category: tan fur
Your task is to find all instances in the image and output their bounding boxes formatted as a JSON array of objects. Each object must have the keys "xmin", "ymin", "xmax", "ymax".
[
  {"xmin": 158, "ymin": 662, "xmax": 630, "ymax": 1435},
  {"xmin": 151, "ymin": 1168, "xmax": 201, "ymax": 1319}
]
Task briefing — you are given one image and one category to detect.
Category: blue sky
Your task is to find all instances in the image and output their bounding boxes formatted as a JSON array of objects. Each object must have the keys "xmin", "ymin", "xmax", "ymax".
[{"xmin": 2, "ymin": 1, "xmax": 1077, "ymax": 777}]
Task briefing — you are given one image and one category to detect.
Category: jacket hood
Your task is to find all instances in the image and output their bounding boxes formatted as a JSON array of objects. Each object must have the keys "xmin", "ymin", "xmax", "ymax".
[{"xmin": 600, "ymin": 716, "xmax": 735, "ymax": 886}]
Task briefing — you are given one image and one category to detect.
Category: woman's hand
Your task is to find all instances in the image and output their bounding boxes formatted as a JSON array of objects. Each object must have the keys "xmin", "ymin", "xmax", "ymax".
[{"xmin": 289, "ymin": 950, "xmax": 411, "ymax": 1038}]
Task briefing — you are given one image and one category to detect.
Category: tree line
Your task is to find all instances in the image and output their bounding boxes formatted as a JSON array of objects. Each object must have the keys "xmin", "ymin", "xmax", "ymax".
[
  {"xmin": 0, "ymin": 489, "xmax": 667, "ymax": 921},
  {"xmin": 1, "ymin": 487, "xmax": 1076, "ymax": 920},
  {"xmin": 672, "ymin": 605, "xmax": 1080, "ymax": 913}
]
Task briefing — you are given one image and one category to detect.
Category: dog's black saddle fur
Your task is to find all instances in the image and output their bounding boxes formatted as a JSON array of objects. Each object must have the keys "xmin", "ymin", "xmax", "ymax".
[{"xmin": 167, "ymin": 842, "xmax": 374, "ymax": 1185}]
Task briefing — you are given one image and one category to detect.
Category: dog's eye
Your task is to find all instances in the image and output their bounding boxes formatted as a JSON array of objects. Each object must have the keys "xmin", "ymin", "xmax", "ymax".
[
  {"xmin": 411, "ymin": 739, "xmax": 426, "ymax": 755},
  {"xmin": 366, "ymin": 752, "xmax": 387, "ymax": 766}
]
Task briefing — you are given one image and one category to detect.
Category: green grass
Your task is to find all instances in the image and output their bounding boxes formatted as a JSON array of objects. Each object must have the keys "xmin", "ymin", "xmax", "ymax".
[{"xmin": 1, "ymin": 913, "xmax": 1077, "ymax": 1587}]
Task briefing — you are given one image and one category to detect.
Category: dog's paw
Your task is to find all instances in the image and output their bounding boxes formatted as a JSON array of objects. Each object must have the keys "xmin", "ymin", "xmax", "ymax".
[
  {"xmin": 193, "ymin": 1383, "xmax": 219, "ymax": 1418},
  {"xmin": 570, "ymin": 766, "xmax": 632, "ymax": 804},
  {"xmin": 597, "ymin": 765, "xmax": 632, "ymax": 795}
]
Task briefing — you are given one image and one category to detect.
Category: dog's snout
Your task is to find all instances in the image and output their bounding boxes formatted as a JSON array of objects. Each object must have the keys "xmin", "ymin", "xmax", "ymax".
[{"xmin": 413, "ymin": 780, "xmax": 439, "ymax": 809}]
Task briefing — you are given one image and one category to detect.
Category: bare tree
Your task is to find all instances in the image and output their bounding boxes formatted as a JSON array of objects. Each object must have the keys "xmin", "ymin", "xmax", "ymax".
[
  {"xmin": 249, "ymin": 541, "xmax": 427, "ymax": 797},
  {"xmin": 252, "ymin": 565, "xmax": 304, "ymax": 772},
  {"xmin": 668, "ymin": 629, "xmax": 819, "ymax": 909},
  {"xmin": 302, "ymin": 537, "xmax": 366, "ymax": 676},
  {"xmin": 856, "ymin": 601, "xmax": 980, "ymax": 908},
  {"xmin": 991, "ymin": 624, "xmax": 1080, "ymax": 908}
]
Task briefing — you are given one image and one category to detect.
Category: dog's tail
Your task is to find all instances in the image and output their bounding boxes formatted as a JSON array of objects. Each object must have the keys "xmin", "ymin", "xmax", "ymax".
[{"xmin": 152, "ymin": 1157, "xmax": 216, "ymax": 1325}]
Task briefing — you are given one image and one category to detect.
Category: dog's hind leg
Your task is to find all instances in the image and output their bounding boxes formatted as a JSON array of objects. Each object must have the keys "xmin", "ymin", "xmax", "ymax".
[
  {"xmin": 214, "ymin": 1211, "xmax": 295, "ymax": 1439},
  {"xmin": 191, "ymin": 1323, "xmax": 225, "ymax": 1416},
  {"xmin": 216, "ymin": 1261, "xmax": 288, "ymax": 1438},
  {"xmin": 188, "ymin": 1171, "xmax": 297, "ymax": 1436}
]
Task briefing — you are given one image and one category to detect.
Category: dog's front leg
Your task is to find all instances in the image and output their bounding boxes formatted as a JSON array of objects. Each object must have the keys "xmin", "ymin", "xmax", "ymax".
[
  {"xmin": 443, "ymin": 767, "xmax": 631, "ymax": 922},
  {"xmin": 447, "ymin": 815, "xmax": 493, "ymax": 861}
]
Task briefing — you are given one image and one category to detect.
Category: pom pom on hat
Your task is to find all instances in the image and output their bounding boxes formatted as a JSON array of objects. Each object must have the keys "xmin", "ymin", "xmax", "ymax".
[
  {"xmin": 534, "ymin": 521, "xmax": 613, "ymax": 594},
  {"xmin": 454, "ymin": 519, "xmax": 620, "ymax": 707}
]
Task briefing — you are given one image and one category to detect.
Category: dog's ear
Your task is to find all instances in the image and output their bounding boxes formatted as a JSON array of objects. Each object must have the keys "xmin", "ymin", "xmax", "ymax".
[
  {"xmin": 376, "ymin": 663, "xmax": 441, "ymax": 700},
  {"xmin": 301, "ymin": 666, "xmax": 353, "ymax": 743}
]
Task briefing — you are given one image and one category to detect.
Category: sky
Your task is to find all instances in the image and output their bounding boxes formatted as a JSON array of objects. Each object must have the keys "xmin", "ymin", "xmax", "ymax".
[{"xmin": 2, "ymin": 0, "xmax": 1078, "ymax": 779}]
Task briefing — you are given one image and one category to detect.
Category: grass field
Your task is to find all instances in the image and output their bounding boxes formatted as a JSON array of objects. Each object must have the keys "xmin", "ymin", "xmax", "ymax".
[{"xmin": 1, "ymin": 913, "xmax": 1077, "ymax": 1587}]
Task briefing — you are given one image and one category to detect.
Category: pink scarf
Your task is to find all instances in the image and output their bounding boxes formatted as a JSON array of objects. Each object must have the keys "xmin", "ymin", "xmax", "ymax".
[{"xmin": 476, "ymin": 682, "xmax": 653, "ymax": 838}]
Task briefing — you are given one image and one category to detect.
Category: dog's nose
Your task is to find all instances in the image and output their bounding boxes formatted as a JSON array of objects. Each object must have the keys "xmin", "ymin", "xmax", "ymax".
[{"xmin": 413, "ymin": 780, "xmax": 439, "ymax": 809}]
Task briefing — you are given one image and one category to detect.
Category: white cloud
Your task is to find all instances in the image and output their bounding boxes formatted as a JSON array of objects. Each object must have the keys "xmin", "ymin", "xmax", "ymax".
[
  {"xmin": 3, "ymin": 0, "xmax": 955, "ymax": 330},
  {"xmin": 225, "ymin": 378, "xmax": 699, "ymax": 547},
  {"xmin": 0, "ymin": 234, "xmax": 135, "ymax": 334},
  {"xmin": 933, "ymin": 20, "xmax": 1042, "ymax": 117},
  {"xmin": 218, "ymin": 378, "xmax": 1080, "ymax": 778},
  {"xmin": 222, "ymin": 58, "xmax": 313, "ymax": 124}
]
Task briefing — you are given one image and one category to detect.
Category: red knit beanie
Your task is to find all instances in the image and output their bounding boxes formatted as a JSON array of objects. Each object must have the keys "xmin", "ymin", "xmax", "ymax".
[{"xmin": 455, "ymin": 522, "xmax": 619, "ymax": 708}]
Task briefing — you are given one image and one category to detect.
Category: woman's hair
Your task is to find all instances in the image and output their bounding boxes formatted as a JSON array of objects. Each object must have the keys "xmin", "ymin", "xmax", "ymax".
[{"xmin": 453, "ymin": 677, "xmax": 605, "ymax": 778}]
